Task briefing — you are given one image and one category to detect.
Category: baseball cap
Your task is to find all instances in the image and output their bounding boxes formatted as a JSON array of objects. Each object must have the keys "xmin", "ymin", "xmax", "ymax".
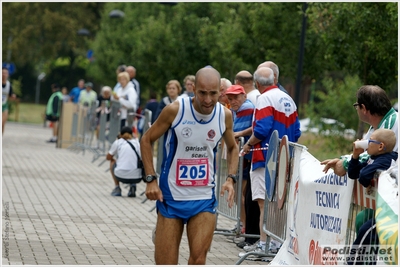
[
  {"xmin": 226, "ymin": 85, "xmax": 245, "ymax": 95},
  {"xmin": 85, "ymin": 82, "xmax": 93, "ymax": 88}
]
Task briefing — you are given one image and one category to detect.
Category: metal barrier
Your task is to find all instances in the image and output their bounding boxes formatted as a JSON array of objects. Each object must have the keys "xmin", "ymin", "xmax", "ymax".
[
  {"xmin": 235, "ymin": 138, "xmax": 307, "ymax": 264},
  {"xmin": 214, "ymin": 137, "xmax": 259, "ymax": 240},
  {"xmin": 234, "ymin": 136, "xmax": 381, "ymax": 264},
  {"xmin": 345, "ymin": 174, "xmax": 378, "ymax": 249},
  {"xmin": 66, "ymin": 102, "xmax": 98, "ymax": 155}
]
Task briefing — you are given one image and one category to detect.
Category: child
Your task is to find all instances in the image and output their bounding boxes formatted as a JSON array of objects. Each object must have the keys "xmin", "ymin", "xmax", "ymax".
[{"xmin": 347, "ymin": 129, "xmax": 398, "ymax": 265}]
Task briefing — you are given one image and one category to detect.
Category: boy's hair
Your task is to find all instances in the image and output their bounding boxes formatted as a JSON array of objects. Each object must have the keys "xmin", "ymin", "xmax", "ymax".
[{"xmin": 374, "ymin": 129, "xmax": 396, "ymax": 152}]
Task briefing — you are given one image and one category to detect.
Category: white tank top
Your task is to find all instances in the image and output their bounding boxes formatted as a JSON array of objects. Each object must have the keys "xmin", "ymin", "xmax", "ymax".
[{"xmin": 160, "ymin": 97, "xmax": 226, "ymax": 201}]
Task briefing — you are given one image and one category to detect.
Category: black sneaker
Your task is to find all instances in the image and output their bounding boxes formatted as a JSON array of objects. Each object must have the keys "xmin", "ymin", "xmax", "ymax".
[{"xmin": 127, "ymin": 184, "xmax": 136, "ymax": 197}]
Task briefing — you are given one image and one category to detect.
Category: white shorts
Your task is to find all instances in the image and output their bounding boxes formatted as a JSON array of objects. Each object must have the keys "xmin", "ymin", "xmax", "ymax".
[{"xmin": 250, "ymin": 167, "xmax": 265, "ymax": 201}]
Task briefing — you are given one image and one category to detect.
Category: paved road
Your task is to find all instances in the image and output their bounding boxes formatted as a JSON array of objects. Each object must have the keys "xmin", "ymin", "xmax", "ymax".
[{"xmin": 2, "ymin": 122, "xmax": 266, "ymax": 265}]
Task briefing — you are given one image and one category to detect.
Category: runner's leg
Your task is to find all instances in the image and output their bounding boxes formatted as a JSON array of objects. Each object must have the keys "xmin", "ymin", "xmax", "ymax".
[
  {"xmin": 186, "ymin": 212, "xmax": 216, "ymax": 264},
  {"xmin": 155, "ymin": 212, "xmax": 184, "ymax": 264}
]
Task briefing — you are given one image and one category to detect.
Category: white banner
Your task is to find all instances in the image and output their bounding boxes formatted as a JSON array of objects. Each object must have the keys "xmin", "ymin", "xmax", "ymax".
[{"xmin": 271, "ymin": 147, "xmax": 355, "ymax": 265}]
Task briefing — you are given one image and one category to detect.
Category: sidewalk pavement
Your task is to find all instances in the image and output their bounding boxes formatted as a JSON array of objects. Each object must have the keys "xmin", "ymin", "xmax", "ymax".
[{"xmin": 2, "ymin": 122, "xmax": 266, "ymax": 265}]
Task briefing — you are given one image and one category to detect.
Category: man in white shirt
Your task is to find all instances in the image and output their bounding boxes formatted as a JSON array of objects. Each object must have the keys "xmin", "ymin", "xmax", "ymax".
[{"xmin": 234, "ymin": 70, "xmax": 260, "ymax": 106}]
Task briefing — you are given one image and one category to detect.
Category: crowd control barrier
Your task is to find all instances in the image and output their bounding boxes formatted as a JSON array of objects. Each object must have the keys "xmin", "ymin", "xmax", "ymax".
[
  {"xmin": 233, "ymin": 130, "xmax": 396, "ymax": 265},
  {"xmin": 235, "ymin": 132, "xmax": 304, "ymax": 264},
  {"xmin": 58, "ymin": 101, "xmax": 152, "ymax": 166},
  {"xmin": 214, "ymin": 137, "xmax": 260, "ymax": 240}
]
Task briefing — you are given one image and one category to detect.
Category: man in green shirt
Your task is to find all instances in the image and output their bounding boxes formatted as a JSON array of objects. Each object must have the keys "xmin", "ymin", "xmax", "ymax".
[{"xmin": 46, "ymin": 83, "xmax": 63, "ymax": 143}]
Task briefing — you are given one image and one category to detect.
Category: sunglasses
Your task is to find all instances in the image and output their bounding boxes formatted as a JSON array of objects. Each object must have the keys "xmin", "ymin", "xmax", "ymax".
[{"xmin": 368, "ymin": 139, "xmax": 381, "ymax": 145}]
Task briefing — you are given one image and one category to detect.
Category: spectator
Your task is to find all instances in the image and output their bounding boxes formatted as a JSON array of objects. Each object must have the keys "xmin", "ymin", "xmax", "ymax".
[
  {"xmin": 180, "ymin": 75, "xmax": 195, "ymax": 98},
  {"xmin": 79, "ymin": 82, "xmax": 97, "ymax": 108},
  {"xmin": 95, "ymin": 86, "xmax": 112, "ymax": 139},
  {"xmin": 225, "ymin": 84, "xmax": 260, "ymax": 248},
  {"xmin": 2, "ymin": 67, "xmax": 16, "ymax": 135},
  {"xmin": 138, "ymin": 91, "xmax": 158, "ymax": 136},
  {"xmin": 144, "ymin": 91, "xmax": 158, "ymax": 125},
  {"xmin": 240, "ymin": 67, "xmax": 301, "ymax": 257},
  {"xmin": 69, "ymin": 79, "xmax": 85, "ymax": 104},
  {"xmin": 112, "ymin": 72, "xmax": 138, "ymax": 131},
  {"xmin": 234, "ymin": 70, "xmax": 260, "ymax": 106},
  {"xmin": 61, "ymin": 86, "xmax": 70, "ymax": 103},
  {"xmin": 126, "ymin": 66, "xmax": 140, "ymax": 107},
  {"xmin": 346, "ymin": 129, "xmax": 397, "ymax": 265},
  {"xmin": 219, "ymin": 78, "xmax": 231, "ymax": 108},
  {"xmin": 106, "ymin": 126, "xmax": 142, "ymax": 197},
  {"xmin": 257, "ymin": 61, "xmax": 289, "ymax": 95},
  {"xmin": 155, "ymin": 80, "xmax": 181, "ymax": 120},
  {"xmin": 45, "ymin": 83, "xmax": 63, "ymax": 143},
  {"xmin": 321, "ymin": 85, "xmax": 398, "ymax": 175},
  {"xmin": 140, "ymin": 67, "xmax": 239, "ymax": 264},
  {"xmin": 113, "ymin": 65, "xmax": 126, "ymax": 93}
]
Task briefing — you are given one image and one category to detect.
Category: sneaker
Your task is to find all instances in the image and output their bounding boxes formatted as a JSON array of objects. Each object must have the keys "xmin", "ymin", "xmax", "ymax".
[
  {"xmin": 243, "ymin": 240, "xmax": 260, "ymax": 252},
  {"xmin": 127, "ymin": 184, "xmax": 136, "ymax": 197},
  {"xmin": 46, "ymin": 138, "xmax": 57, "ymax": 143},
  {"xmin": 233, "ymin": 236, "xmax": 245, "ymax": 244},
  {"xmin": 237, "ymin": 241, "xmax": 252, "ymax": 249},
  {"xmin": 111, "ymin": 186, "xmax": 122, "ymax": 196},
  {"xmin": 238, "ymin": 244, "xmax": 265, "ymax": 258},
  {"xmin": 268, "ymin": 239, "xmax": 282, "ymax": 254}
]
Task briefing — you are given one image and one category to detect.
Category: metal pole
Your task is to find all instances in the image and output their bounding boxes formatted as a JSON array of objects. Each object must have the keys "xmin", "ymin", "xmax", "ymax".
[
  {"xmin": 295, "ymin": 3, "xmax": 308, "ymax": 111},
  {"xmin": 35, "ymin": 73, "xmax": 45, "ymax": 104},
  {"xmin": 35, "ymin": 77, "xmax": 40, "ymax": 104}
]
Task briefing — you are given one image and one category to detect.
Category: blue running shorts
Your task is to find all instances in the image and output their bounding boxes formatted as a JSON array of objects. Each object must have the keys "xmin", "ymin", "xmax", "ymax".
[{"xmin": 156, "ymin": 198, "xmax": 217, "ymax": 224}]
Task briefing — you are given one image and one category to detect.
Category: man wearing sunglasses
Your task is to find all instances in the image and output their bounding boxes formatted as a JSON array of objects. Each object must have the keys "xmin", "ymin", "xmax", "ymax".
[{"xmin": 321, "ymin": 85, "xmax": 398, "ymax": 175}]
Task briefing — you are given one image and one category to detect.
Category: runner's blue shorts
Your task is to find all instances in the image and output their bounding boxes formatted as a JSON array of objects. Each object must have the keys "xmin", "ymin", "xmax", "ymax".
[{"xmin": 156, "ymin": 197, "xmax": 217, "ymax": 224}]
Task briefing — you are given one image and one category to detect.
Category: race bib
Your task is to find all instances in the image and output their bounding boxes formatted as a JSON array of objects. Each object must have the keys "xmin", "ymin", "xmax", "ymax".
[{"xmin": 176, "ymin": 158, "xmax": 209, "ymax": 186}]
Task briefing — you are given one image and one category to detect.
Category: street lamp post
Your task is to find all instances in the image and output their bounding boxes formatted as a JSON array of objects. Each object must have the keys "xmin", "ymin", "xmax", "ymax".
[
  {"xmin": 35, "ymin": 72, "xmax": 46, "ymax": 104},
  {"xmin": 294, "ymin": 3, "xmax": 308, "ymax": 112}
]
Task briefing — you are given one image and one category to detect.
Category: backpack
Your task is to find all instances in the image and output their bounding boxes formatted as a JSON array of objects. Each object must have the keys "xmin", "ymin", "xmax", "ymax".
[{"xmin": 124, "ymin": 140, "xmax": 145, "ymax": 180}]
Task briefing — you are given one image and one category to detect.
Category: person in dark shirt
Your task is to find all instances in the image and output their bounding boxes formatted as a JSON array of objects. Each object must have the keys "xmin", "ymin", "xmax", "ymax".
[
  {"xmin": 144, "ymin": 91, "xmax": 159, "ymax": 125},
  {"xmin": 2, "ymin": 67, "xmax": 16, "ymax": 135},
  {"xmin": 347, "ymin": 128, "xmax": 397, "ymax": 265}
]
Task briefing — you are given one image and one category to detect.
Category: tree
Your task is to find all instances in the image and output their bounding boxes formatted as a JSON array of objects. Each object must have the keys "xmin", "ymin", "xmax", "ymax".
[{"xmin": 306, "ymin": 2, "xmax": 398, "ymax": 92}]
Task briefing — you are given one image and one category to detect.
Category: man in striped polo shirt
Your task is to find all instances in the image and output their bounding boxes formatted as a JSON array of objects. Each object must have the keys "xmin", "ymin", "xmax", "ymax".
[{"xmin": 226, "ymin": 84, "xmax": 260, "ymax": 249}]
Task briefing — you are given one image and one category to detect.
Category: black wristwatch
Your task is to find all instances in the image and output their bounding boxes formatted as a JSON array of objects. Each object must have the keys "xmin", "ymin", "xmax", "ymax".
[
  {"xmin": 226, "ymin": 174, "xmax": 237, "ymax": 184},
  {"xmin": 143, "ymin": 175, "xmax": 157, "ymax": 183}
]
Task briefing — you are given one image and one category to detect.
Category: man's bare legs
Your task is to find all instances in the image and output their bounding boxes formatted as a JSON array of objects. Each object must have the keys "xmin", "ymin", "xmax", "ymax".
[
  {"xmin": 53, "ymin": 121, "xmax": 58, "ymax": 139},
  {"xmin": 186, "ymin": 212, "xmax": 216, "ymax": 264},
  {"xmin": 240, "ymin": 180, "xmax": 247, "ymax": 232},
  {"xmin": 154, "ymin": 211, "xmax": 216, "ymax": 265},
  {"xmin": 257, "ymin": 199, "xmax": 266, "ymax": 245},
  {"xmin": 109, "ymin": 161, "xmax": 119, "ymax": 186},
  {"xmin": 154, "ymin": 213, "xmax": 184, "ymax": 264},
  {"xmin": 2, "ymin": 110, "xmax": 8, "ymax": 134}
]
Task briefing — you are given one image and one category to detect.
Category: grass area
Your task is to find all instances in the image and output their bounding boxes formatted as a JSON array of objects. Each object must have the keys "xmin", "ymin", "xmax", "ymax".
[
  {"xmin": 298, "ymin": 132, "xmax": 352, "ymax": 161},
  {"xmin": 8, "ymin": 102, "xmax": 46, "ymax": 125}
]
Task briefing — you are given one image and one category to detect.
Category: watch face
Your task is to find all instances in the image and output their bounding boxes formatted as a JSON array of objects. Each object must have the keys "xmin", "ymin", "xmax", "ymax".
[{"xmin": 145, "ymin": 175, "xmax": 156, "ymax": 182}]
